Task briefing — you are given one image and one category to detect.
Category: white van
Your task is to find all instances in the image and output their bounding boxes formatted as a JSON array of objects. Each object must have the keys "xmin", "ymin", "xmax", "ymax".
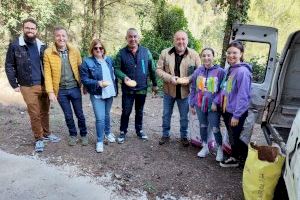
[{"xmin": 231, "ymin": 23, "xmax": 300, "ymax": 200}]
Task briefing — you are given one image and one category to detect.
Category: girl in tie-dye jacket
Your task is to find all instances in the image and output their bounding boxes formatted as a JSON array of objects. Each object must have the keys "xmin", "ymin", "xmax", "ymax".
[{"xmin": 189, "ymin": 48, "xmax": 225, "ymax": 161}]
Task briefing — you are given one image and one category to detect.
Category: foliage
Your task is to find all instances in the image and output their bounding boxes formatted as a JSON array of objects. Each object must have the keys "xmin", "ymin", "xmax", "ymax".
[
  {"xmin": 248, "ymin": 56, "xmax": 267, "ymax": 83},
  {"xmin": 141, "ymin": 1, "xmax": 201, "ymax": 61},
  {"xmin": 139, "ymin": 1, "xmax": 201, "ymax": 91},
  {"xmin": 141, "ymin": 30, "xmax": 172, "ymax": 60},
  {"xmin": 215, "ymin": 0, "xmax": 251, "ymax": 66},
  {"xmin": 80, "ymin": 0, "xmax": 125, "ymax": 57},
  {"xmin": 0, "ymin": 0, "xmax": 74, "ymax": 41},
  {"xmin": 1, "ymin": 0, "xmax": 300, "ymax": 70},
  {"xmin": 248, "ymin": 0, "xmax": 300, "ymax": 51}
]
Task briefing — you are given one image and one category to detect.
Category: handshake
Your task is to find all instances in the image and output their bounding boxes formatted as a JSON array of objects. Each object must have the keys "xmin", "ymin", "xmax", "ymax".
[{"xmin": 170, "ymin": 76, "xmax": 190, "ymax": 85}]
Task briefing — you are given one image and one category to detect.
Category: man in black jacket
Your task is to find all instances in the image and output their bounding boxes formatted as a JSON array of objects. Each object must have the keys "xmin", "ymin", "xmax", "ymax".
[{"xmin": 5, "ymin": 18, "xmax": 60, "ymax": 152}]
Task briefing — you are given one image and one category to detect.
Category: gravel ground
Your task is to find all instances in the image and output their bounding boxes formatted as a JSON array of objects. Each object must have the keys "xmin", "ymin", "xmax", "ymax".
[{"xmin": 0, "ymin": 78, "xmax": 267, "ymax": 199}]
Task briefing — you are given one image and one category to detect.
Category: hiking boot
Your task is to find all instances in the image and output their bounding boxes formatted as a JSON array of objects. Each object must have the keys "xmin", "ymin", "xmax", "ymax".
[
  {"xmin": 117, "ymin": 132, "xmax": 126, "ymax": 144},
  {"xmin": 43, "ymin": 133, "xmax": 61, "ymax": 143},
  {"xmin": 96, "ymin": 142, "xmax": 104, "ymax": 153},
  {"xmin": 35, "ymin": 140, "xmax": 44, "ymax": 152},
  {"xmin": 181, "ymin": 138, "xmax": 190, "ymax": 147},
  {"xmin": 68, "ymin": 136, "xmax": 77, "ymax": 146},
  {"xmin": 81, "ymin": 136, "xmax": 88, "ymax": 146},
  {"xmin": 158, "ymin": 136, "xmax": 170, "ymax": 145},
  {"xmin": 197, "ymin": 143, "xmax": 209, "ymax": 158},
  {"xmin": 220, "ymin": 157, "xmax": 239, "ymax": 168},
  {"xmin": 105, "ymin": 133, "xmax": 116, "ymax": 143},
  {"xmin": 216, "ymin": 146, "xmax": 224, "ymax": 162},
  {"xmin": 137, "ymin": 130, "xmax": 148, "ymax": 140}
]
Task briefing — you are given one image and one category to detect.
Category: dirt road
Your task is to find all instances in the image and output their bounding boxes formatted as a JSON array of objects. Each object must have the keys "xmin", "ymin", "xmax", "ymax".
[
  {"xmin": 0, "ymin": 78, "xmax": 246, "ymax": 199},
  {"xmin": 0, "ymin": 150, "xmax": 148, "ymax": 200}
]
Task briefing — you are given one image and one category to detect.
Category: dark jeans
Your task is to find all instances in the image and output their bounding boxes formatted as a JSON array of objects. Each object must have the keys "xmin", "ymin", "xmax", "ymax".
[
  {"xmin": 222, "ymin": 111, "xmax": 248, "ymax": 161},
  {"xmin": 58, "ymin": 87, "xmax": 87, "ymax": 137},
  {"xmin": 120, "ymin": 92, "xmax": 146, "ymax": 134}
]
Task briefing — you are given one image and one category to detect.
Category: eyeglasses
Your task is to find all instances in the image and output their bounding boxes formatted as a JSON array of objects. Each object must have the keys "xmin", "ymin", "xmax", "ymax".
[
  {"xmin": 24, "ymin": 27, "xmax": 37, "ymax": 31},
  {"xmin": 226, "ymin": 51, "xmax": 240, "ymax": 56},
  {"xmin": 93, "ymin": 47, "xmax": 104, "ymax": 51}
]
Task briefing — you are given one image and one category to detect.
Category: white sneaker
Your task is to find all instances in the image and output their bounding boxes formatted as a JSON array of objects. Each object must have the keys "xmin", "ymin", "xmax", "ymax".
[
  {"xmin": 216, "ymin": 146, "xmax": 224, "ymax": 162},
  {"xmin": 105, "ymin": 133, "xmax": 116, "ymax": 143},
  {"xmin": 96, "ymin": 142, "xmax": 104, "ymax": 153},
  {"xmin": 197, "ymin": 143, "xmax": 209, "ymax": 158}
]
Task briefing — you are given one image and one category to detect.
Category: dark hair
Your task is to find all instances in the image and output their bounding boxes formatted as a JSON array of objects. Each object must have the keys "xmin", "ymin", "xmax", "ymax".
[
  {"xmin": 227, "ymin": 41, "xmax": 244, "ymax": 62},
  {"xmin": 22, "ymin": 18, "xmax": 38, "ymax": 28},
  {"xmin": 89, "ymin": 39, "xmax": 106, "ymax": 56},
  {"xmin": 200, "ymin": 47, "xmax": 215, "ymax": 57}
]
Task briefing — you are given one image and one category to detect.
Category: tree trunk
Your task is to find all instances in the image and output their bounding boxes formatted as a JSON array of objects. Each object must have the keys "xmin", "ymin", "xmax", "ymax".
[
  {"xmin": 220, "ymin": 0, "xmax": 249, "ymax": 67},
  {"xmin": 99, "ymin": 0, "xmax": 104, "ymax": 39},
  {"xmin": 92, "ymin": 0, "xmax": 97, "ymax": 38},
  {"xmin": 81, "ymin": 0, "xmax": 91, "ymax": 56}
]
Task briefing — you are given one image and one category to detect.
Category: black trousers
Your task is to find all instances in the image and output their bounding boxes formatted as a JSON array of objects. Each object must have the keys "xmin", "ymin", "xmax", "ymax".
[
  {"xmin": 120, "ymin": 92, "xmax": 146, "ymax": 134},
  {"xmin": 222, "ymin": 111, "xmax": 248, "ymax": 161}
]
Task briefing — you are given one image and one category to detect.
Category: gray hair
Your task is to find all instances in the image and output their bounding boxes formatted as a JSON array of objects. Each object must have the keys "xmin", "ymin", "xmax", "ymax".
[
  {"xmin": 126, "ymin": 28, "xmax": 139, "ymax": 36},
  {"xmin": 53, "ymin": 26, "xmax": 68, "ymax": 35}
]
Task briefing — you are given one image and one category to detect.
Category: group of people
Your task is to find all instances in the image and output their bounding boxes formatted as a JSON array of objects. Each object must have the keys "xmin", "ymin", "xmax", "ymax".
[{"xmin": 5, "ymin": 18, "xmax": 252, "ymax": 168}]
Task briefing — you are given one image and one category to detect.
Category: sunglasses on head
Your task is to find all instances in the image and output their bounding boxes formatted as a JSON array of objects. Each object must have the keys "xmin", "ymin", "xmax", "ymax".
[{"xmin": 93, "ymin": 46, "xmax": 104, "ymax": 50}]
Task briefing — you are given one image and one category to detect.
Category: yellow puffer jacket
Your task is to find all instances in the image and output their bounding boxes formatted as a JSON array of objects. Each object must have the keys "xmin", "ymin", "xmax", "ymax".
[{"xmin": 44, "ymin": 44, "xmax": 82, "ymax": 96}]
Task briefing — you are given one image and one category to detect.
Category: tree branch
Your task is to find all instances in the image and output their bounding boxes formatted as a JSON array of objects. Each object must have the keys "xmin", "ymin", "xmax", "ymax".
[{"xmin": 94, "ymin": 0, "xmax": 122, "ymax": 11}]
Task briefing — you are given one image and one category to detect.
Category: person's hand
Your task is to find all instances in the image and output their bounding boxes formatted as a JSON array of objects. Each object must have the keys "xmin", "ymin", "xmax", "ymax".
[
  {"xmin": 98, "ymin": 81, "xmax": 104, "ymax": 88},
  {"xmin": 231, "ymin": 117, "xmax": 239, "ymax": 127},
  {"xmin": 14, "ymin": 87, "xmax": 20, "ymax": 92},
  {"xmin": 170, "ymin": 76, "xmax": 178, "ymax": 85},
  {"xmin": 124, "ymin": 76, "xmax": 131, "ymax": 83},
  {"xmin": 82, "ymin": 86, "xmax": 88, "ymax": 95},
  {"xmin": 180, "ymin": 77, "xmax": 190, "ymax": 86},
  {"xmin": 152, "ymin": 86, "xmax": 158, "ymax": 96},
  {"xmin": 211, "ymin": 103, "xmax": 217, "ymax": 112},
  {"xmin": 49, "ymin": 92, "xmax": 57, "ymax": 102},
  {"xmin": 190, "ymin": 106, "xmax": 196, "ymax": 115}
]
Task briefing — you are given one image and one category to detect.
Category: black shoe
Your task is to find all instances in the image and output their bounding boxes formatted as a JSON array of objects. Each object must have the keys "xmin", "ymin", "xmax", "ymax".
[
  {"xmin": 117, "ymin": 132, "xmax": 126, "ymax": 144},
  {"xmin": 159, "ymin": 136, "xmax": 170, "ymax": 145},
  {"xmin": 137, "ymin": 130, "xmax": 148, "ymax": 140},
  {"xmin": 181, "ymin": 138, "xmax": 190, "ymax": 147},
  {"xmin": 220, "ymin": 157, "xmax": 239, "ymax": 168}
]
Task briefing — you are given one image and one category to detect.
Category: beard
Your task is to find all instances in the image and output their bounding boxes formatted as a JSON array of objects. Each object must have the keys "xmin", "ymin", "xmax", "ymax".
[
  {"xmin": 175, "ymin": 45, "xmax": 186, "ymax": 54},
  {"xmin": 24, "ymin": 33, "xmax": 37, "ymax": 43}
]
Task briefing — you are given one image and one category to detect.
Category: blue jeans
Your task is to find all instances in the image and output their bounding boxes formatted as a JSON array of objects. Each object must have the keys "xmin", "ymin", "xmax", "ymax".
[
  {"xmin": 57, "ymin": 87, "xmax": 87, "ymax": 137},
  {"xmin": 195, "ymin": 108, "xmax": 222, "ymax": 145},
  {"xmin": 120, "ymin": 93, "xmax": 146, "ymax": 134},
  {"xmin": 162, "ymin": 94, "xmax": 189, "ymax": 138},
  {"xmin": 90, "ymin": 95, "xmax": 113, "ymax": 143}
]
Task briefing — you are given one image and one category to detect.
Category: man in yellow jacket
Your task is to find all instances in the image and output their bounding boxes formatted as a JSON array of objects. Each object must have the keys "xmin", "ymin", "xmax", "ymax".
[{"xmin": 44, "ymin": 26, "xmax": 88, "ymax": 146}]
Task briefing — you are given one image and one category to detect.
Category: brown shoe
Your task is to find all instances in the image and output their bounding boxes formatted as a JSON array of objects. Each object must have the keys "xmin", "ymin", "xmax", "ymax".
[
  {"xmin": 181, "ymin": 138, "xmax": 190, "ymax": 147},
  {"xmin": 159, "ymin": 136, "xmax": 170, "ymax": 145}
]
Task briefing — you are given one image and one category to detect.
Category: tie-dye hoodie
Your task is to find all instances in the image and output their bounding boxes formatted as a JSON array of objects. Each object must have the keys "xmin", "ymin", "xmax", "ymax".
[
  {"xmin": 220, "ymin": 62, "xmax": 252, "ymax": 119},
  {"xmin": 189, "ymin": 65, "xmax": 225, "ymax": 112}
]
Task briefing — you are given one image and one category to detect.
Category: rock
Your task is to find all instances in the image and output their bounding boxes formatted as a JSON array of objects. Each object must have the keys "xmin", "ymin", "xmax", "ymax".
[{"xmin": 114, "ymin": 173, "xmax": 122, "ymax": 180}]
